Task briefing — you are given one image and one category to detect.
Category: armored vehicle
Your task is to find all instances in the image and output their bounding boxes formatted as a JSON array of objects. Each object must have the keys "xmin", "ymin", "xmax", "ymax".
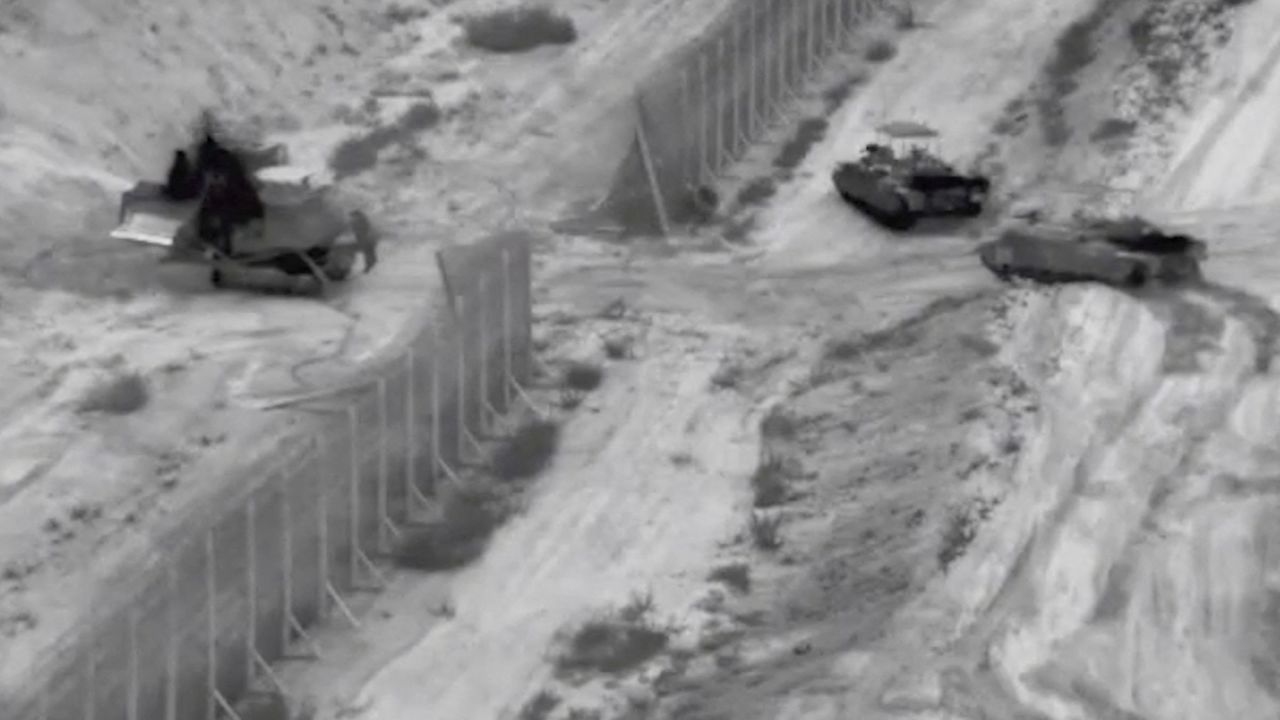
[
  {"xmin": 110, "ymin": 120, "xmax": 377, "ymax": 294},
  {"xmin": 977, "ymin": 216, "xmax": 1206, "ymax": 288},
  {"xmin": 831, "ymin": 121, "xmax": 991, "ymax": 230}
]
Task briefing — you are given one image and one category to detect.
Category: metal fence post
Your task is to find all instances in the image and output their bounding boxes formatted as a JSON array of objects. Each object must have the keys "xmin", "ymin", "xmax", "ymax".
[
  {"xmin": 346, "ymin": 405, "xmax": 361, "ymax": 586},
  {"xmin": 679, "ymin": 69, "xmax": 694, "ymax": 189},
  {"xmin": 713, "ymin": 36, "xmax": 726, "ymax": 175},
  {"xmin": 455, "ymin": 295, "xmax": 468, "ymax": 461},
  {"xmin": 376, "ymin": 378, "xmax": 392, "ymax": 551},
  {"xmin": 246, "ymin": 498, "xmax": 258, "ymax": 682},
  {"xmin": 728, "ymin": 12, "xmax": 741, "ymax": 160},
  {"xmin": 404, "ymin": 348, "xmax": 419, "ymax": 511},
  {"xmin": 280, "ymin": 480, "xmax": 294, "ymax": 652},
  {"xmin": 165, "ymin": 562, "xmax": 178, "ymax": 720},
  {"xmin": 698, "ymin": 52, "xmax": 711, "ymax": 180},
  {"xmin": 128, "ymin": 605, "xmax": 140, "ymax": 720},
  {"xmin": 316, "ymin": 470, "xmax": 329, "ymax": 619},
  {"xmin": 478, "ymin": 273, "xmax": 491, "ymax": 433},
  {"xmin": 82, "ymin": 632, "xmax": 95, "ymax": 720},
  {"xmin": 747, "ymin": 3, "xmax": 758, "ymax": 139},
  {"xmin": 430, "ymin": 323, "xmax": 443, "ymax": 488},
  {"xmin": 501, "ymin": 248, "xmax": 514, "ymax": 412},
  {"xmin": 205, "ymin": 530, "xmax": 217, "ymax": 720},
  {"xmin": 773, "ymin": 0, "xmax": 786, "ymax": 118}
]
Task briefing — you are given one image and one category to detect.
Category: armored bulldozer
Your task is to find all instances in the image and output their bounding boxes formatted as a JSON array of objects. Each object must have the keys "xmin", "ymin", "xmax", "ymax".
[
  {"xmin": 977, "ymin": 216, "xmax": 1206, "ymax": 288},
  {"xmin": 111, "ymin": 125, "xmax": 377, "ymax": 294},
  {"xmin": 832, "ymin": 140, "xmax": 991, "ymax": 231}
]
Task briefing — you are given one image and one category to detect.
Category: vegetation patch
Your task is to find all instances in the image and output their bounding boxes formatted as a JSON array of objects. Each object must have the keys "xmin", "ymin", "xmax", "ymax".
[
  {"xmin": 749, "ymin": 511, "xmax": 783, "ymax": 550},
  {"xmin": 865, "ymin": 38, "xmax": 898, "ymax": 62},
  {"xmin": 516, "ymin": 689, "xmax": 561, "ymax": 720},
  {"xmin": 329, "ymin": 101, "xmax": 440, "ymax": 179},
  {"xmin": 750, "ymin": 454, "xmax": 790, "ymax": 508},
  {"xmin": 392, "ymin": 484, "xmax": 509, "ymax": 571},
  {"xmin": 492, "ymin": 418, "xmax": 562, "ymax": 481},
  {"xmin": 774, "ymin": 117, "xmax": 830, "ymax": 171},
  {"xmin": 462, "ymin": 6, "xmax": 578, "ymax": 53},
  {"xmin": 708, "ymin": 563, "xmax": 751, "ymax": 594},
  {"xmin": 555, "ymin": 592, "xmax": 672, "ymax": 675},
  {"xmin": 78, "ymin": 371, "xmax": 148, "ymax": 415}
]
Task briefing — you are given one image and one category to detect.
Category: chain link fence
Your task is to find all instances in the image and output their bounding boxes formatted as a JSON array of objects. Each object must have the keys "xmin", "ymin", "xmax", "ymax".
[
  {"xmin": 6, "ymin": 232, "xmax": 535, "ymax": 720},
  {"xmin": 600, "ymin": 0, "xmax": 891, "ymax": 235}
]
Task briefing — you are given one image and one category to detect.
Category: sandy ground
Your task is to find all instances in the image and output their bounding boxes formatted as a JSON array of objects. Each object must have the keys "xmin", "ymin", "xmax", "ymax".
[
  {"xmin": 7, "ymin": 0, "xmax": 1280, "ymax": 719},
  {"xmin": 253, "ymin": 1, "xmax": 1280, "ymax": 719},
  {"xmin": 0, "ymin": 0, "xmax": 736, "ymax": 699}
]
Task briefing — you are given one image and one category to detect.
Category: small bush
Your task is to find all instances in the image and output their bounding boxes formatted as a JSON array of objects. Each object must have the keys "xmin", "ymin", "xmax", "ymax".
[
  {"xmin": 386, "ymin": 3, "xmax": 430, "ymax": 24},
  {"xmin": 556, "ymin": 599, "xmax": 670, "ymax": 675},
  {"xmin": 563, "ymin": 361, "xmax": 604, "ymax": 392},
  {"xmin": 492, "ymin": 419, "xmax": 561, "ymax": 480},
  {"xmin": 774, "ymin": 117, "xmax": 829, "ymax": 170},
  {"xmin": 760, "ymin": 406, "xmax": 798, "ymax": 440},
  {"xmin": 865, "ymin": 38, "xmax": 898, "ymax": 62},
  {"xmin": 392, "ymin": 484, "xmax": 507, "ymax": 570},
  {"xmin": 517, "ymin": 689, "xmax": 561, "ymax": 720},
  {"xmin": 1090, "ymin": 117, "xmax": 1137, "ymax": 142},
  {"xmin": 603, "ymin": 333, "xmax": 635, "ymax": 360},
  {"xmin": 710, "ymin": 358, "xmax": 743, "ymax": 389},
  {"xmin": 78, "ymin": 372, "xmax": 148, "ymax": 415},
  {"xmin": 708, "ymin": 563, "xmax": 751, "ymax": 594},
  {"xmin": 749, "ymin": 511, "xmax": 783, "ymax": 551},
  {"xmin": 462, "ymin": 6, "xmax": 577, "ymax": 53},
  {"xmin": 736, "ymin": 177, "xmax": 777, "ymax": 207},
  {"xmin": 751, "ymin": 455, "xmax": 789, "ymax": 508},
  {"xmin": 329, "ymin": 101, "xmax": 440, "ymax": 178}
]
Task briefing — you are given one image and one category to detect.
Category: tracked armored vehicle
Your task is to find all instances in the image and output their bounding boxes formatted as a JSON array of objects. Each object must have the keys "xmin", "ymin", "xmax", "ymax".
[
  {"xmin": 831, "ymin": 121, "xmax": 991, "ymax": 231},
  {"xmin": 977, "ymin": 216, "xmax": 1206, "ymax": 288}
]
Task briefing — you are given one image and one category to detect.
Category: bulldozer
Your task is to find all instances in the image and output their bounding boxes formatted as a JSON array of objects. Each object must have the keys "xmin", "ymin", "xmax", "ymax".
[
  {"xmin": 111, "ymin": 117, "xmax": 378, "ymax": 294},
  {"xmin": 831, "ymin": 120, "xmax": 991, "ymax": 231}
]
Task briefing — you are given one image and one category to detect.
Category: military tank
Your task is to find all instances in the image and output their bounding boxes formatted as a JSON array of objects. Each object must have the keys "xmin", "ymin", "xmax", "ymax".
[
  {"xmin": 977, "ymin": 215, "xmax": 1206, "ymax": 288},
  {"xmin": 831, "ymin": 121, "xmax": 991, "ymax": 231}
]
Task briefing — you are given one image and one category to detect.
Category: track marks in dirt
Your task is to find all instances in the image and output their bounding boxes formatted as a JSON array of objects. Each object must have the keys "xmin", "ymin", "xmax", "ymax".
[{"xmin": 651, "ymin": 291, "xmax": 1033, "ymax": 720}]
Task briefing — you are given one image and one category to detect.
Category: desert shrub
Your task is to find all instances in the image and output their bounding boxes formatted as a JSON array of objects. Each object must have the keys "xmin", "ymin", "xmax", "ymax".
[
  {"xmin": 386, "ymin": 3, "xmax": 430, "ymax": 24},
  {"xmin": 759, "ymin": 406, "xmax": 798, "ymax": 440},
  {"xmin": 329, "ymin": 101, "xmax": 440, "ymax": 178},
  {"xmin": 563, "ymin": 361, "xmax": 604, "ymax": 392},
  {"xmin": 492, "ymin": 418, "xmax": 561, "ymax": 480},
  {"xmin": 602, "ymin": 333, "xmax": 635, "ymax": 360},
  {"xmin": 710, "ymin": 357, "xmax": 744, "ymax": 389},
  {"xmin": 751, "ymin": 455, "xmax": 789, "ymax": 508},
  {"xmin": 78, "ymin": 372, "xmax": 148, "ymax": 415},
  {"xmin": 736, "ymin": 177, "xmax": 777, "ymax": 207},
  {"xmin": 708, "ymin": 563, "xmax": 751, "ymax": 594},
  {"xmin": 774, "ymin": 118, "xmax": 829, "ymax": 170},
  {"xmin": 392, "ymin": 484, "xmax": 507, "ymax": 570},
  {"xmin": 556, "ymin": 599, "xmax": 670, "ymax": 675},
  {"xmin": 749, "ymin": 511, "xmax": 783, "ymax": 550},
  {"xmin": 517, "ymin": 689, "xmax": 561, "ymax": 720},
  {"xmin": 1090, "ymin": 117, "xmax": 1137, "ymax": 142},
  {"xmin": 865, "ymin": 38, "xmax": 897, "ymax": 62},
  {"xmin": 462, "ymin": 6, "xmax": 577, "ymax": 53}
]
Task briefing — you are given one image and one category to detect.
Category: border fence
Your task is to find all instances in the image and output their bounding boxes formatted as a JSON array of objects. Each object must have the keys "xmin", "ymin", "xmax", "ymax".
[
  {"xmin": 600, "ymin": 0, "xmax": 891, "ymax": 235},
  {"xmin": 7, "ymin": 231, "xmax": 534, "ymax": 720},
  {"xmin": 9, "ymin": 0, "xmax": 896, "ymax": 714}
]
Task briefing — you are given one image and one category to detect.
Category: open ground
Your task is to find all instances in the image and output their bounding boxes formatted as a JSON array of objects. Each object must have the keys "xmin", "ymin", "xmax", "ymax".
[{"xmin": 4, "ymin": 0, "xmax": 1280, "ymax": 719}]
